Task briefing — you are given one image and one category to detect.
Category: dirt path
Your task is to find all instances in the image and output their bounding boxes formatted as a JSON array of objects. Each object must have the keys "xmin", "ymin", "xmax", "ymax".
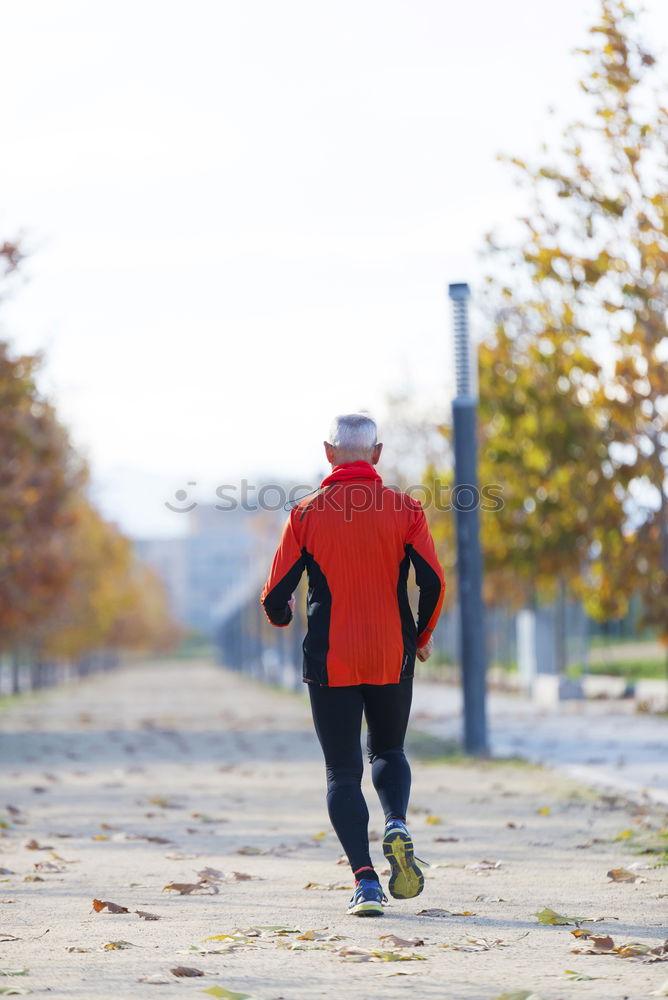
[{"xmin": 0, "ymin": 659, "xmax": 666, "ymax": 1000}]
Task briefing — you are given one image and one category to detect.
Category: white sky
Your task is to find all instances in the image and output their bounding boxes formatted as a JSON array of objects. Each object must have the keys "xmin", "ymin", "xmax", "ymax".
[{"xmin": 2, "ymin": 0, "xmax": 668, "ymax": 536}]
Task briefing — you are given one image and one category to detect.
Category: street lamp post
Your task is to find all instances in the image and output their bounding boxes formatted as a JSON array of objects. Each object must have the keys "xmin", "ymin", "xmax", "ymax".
[{"xmin": 448, "ymin": 282, "xmax": 489, "ymax": 756}]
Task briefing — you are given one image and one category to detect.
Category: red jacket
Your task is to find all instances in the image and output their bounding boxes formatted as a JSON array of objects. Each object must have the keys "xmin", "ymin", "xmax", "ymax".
[{"xmin": 260, "ymin": 461, "xmax": 445, "ymax": 687}]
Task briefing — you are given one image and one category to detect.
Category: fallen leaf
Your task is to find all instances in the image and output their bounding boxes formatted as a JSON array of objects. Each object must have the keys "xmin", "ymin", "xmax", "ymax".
[
  {"xmin": 565, "ymin": 969, "xmax": 600, "ymax": 981},
  {"xmin": 163, "ymin": 882, "xmax": 217, "ymax": 895},
  {"xmin": 147, "ymin": 796, "xmax": 181, "ymax": 808},
  {"xmin": 92, "ymin": 899, "xmax": 129, "ymax": 914},
  {"xmin": 570, "ymin": 933, "xmax": 668, "ymax": 961},
  {"xmin": 235, "ymin": 846, "xmax": 263, "ymax": 856},
  {"xmin": 379, "ymin": 934, "xmax": 424, "ymax": 947},
  {"xmin": 607, "ymin": 868, "xmax": 644, "ymax": 883},
  {"xmin": 537, "ymin": 807, "xmax": 551, "ymax": 815},
  {"xmin": 201, "ymin": 988, "xmax": 251, "ymax": 999},
  {"xmin": 433, "ymin": 836, "xmax": 459, "ymax": 842},
  {"xmin": 0, "ymin": 972, "xmax": 28, "ymax": 977},
  {"xmin": 102, "ymin": 940, "xmax": 136, "ymax": 950},
  {"xmin": 425, "ymin": 815, "xmax": 442, "ymax": 825},
  {"xmin": 295, "ymin": 929, "xmax": 343, "ymax": 942},
  {"xmin": 24, "ymin": 840, "xmax": 51, "ymax": 851},
  {"xmin": 197, "ymin": 867, "xmax": 225, "ymax": 882},
  {"xmin": 303, "ymin": 881, "xmax": 352, "ymax": 891},
  {"xmin": 494, "ymin": 993, "xmax": 544, "ymax": 1000},
  {"xmin": 135, "ymin": 910, "xmax": 161, "ymax": 921},
  {"xmin": 171, "ymin": 966, "xmax": 204, "ymax": 977},
  {"xmin": 91, "ymin": 835, "xmax": 110, "ymax": 841},
  {"xmin": 443, "ymin": 934, "xmax": 526, "ymax": 953},
  {"xmin": 0, "ymin": 987, "xmax": 31, "ymax": 995},
  {"xmin": 533, "ymin": 907, "xmax": 588, "ymax": 926}
]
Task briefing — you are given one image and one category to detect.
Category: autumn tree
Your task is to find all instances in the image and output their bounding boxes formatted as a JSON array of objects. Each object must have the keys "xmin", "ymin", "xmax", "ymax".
[
  {"xmin": 0, "ymin": 340, "xmax": 88, "ymax": 651},
  {"xmin": 473, "ymin": 0, "xmax": 667, "ymax": 639},
  {"xmin": 0, "ymin": 240, "xmax": 178, "ymax": 670}
]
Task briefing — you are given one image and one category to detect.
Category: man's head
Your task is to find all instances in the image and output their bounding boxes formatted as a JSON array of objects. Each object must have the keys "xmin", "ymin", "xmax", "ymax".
[{"xmin": 324, "ymin": 412, "xmax": 383, "ymax": 467}]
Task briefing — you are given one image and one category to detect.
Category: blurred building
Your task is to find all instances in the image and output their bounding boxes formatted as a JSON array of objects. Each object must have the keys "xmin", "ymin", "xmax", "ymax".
[{"xmin": 134, "ymin": 502, "xmax": 282, "ymax": 636}]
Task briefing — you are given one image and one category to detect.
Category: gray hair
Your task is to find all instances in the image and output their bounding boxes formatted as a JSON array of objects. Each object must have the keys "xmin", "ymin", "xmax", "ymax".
[{"xmin": 328, "ymin": 412, "xmax": 378, "ymax": 452}]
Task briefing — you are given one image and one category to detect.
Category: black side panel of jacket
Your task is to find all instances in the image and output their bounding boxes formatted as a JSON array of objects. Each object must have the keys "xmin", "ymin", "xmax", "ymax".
[
  {"xmin": 397, "ymin": 548, "xmax": 418, "ymax": 679},
  {"xmin": 407, "ymin": 544, "xmax": 443, "ymax": 638},
  {"xmin": 302, "ymin": 549, "xmax": 331, "ymax": 685},
  {"xmin": 261, "ymin": 556, "xmax": 304, "ymax": 626}
]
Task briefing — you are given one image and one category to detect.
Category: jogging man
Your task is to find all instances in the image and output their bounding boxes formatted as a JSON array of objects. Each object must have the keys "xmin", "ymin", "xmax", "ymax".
[{"xmin": 260, "ymin": 413, "xmax": 445, "ymax": 916}]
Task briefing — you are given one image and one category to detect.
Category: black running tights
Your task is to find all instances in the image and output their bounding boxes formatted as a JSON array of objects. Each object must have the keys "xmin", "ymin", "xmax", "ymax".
[{"xmin": 307, "ymin": 677, "xmax": 413, "ymax": 875}]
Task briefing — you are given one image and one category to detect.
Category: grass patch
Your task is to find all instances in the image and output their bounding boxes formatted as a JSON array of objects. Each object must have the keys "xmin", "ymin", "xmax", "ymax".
[{"xmin": 569, "ymin": 658, "xmax": 666, "ymax": 680}]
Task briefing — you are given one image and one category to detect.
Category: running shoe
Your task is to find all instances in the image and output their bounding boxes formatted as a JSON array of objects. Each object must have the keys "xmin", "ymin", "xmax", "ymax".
[
  {"xmin": 346, "ymin": 878, "xmax": 386, "ymax": 917},
  {"xmin": 382, "ymin": 820, "xmax": 425, "ymax": 899}
]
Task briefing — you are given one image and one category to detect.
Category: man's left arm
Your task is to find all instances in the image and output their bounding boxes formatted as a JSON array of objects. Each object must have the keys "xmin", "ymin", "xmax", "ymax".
[
  {"xmin": 260, "ymin": 513, "xmax": 305, "ymax": 627},
  {"xmin": 406, "ymin": 506, "xmax": 446, "ymax": 649}
]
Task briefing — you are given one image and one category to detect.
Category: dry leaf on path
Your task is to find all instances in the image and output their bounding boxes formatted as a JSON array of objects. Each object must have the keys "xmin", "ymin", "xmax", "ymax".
[
  {"xmin": 443, "ymin": 934, "xmax": 526, "ymax": 953},
  {"xmin": 92, "ymin": 899, "xmax": 129, "ymax": 914},
  {"xmin": 171, "ymin": 966, "xmax": 204, "ymax": 977},
  {"xmin": 533, "ymin": 907, "xmax": 589, "ymax": 926},
  {"xmin": 102, "ymin": 940, "xmax": 136, "ymax": 950},
  {"xmin": 135, "ymin": 910, "xmax": 161, "ymax": 921},
  {"xmin": 571, "ymin": 934, "xmax": 668, "ymax": 961},
  {"xmin": 303, "ymin": 881, "xmax": 352, "ymax": 891},
  {"xmin": 163, "ymin": 882, "xmax": 217, "ymax": 895},
  {"xmin": 379, "ymin": 934, "xmax": 424, "ymax": 947},
  {"xmin": 607, "ymin": 867, "xmax": 644, "ymax": 883},
  {"xmin": 417, "ymin": 908, "xmax": 475, "ymax": 917},
  {"xmin": 24, "ymin": 841, "xmax": 51, "ymax": 851},
  {"xmin": 494, "ymin": 992, "xmax": 545, "ymax": 1000},
  {"xmin": 147, "ymin": 796, "xmax": 182, "ymax": 808},
  {"xmin": 201, "ymin": 988, "xmax": 251, "ymax": 999}
]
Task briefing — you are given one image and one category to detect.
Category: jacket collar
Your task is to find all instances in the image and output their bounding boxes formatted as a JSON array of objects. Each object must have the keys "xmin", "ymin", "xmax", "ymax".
[{"xmin": 320, "ymin": 461, "xmax": 382, "ymax": 488}]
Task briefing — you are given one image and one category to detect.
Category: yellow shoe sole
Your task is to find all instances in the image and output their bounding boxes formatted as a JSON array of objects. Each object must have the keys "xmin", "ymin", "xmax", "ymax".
[
  {"xmin": 382, "ymin": 828, "xmax": 424, "ymax": 900},
  {"xmin": 347, "ymin": 899, "xmax": 384, "ymax": 916}
]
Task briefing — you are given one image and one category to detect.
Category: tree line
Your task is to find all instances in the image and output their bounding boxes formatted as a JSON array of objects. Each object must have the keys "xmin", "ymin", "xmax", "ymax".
[{"xmin": 0, "ymin": 241, "xmax": 179, "ymax": 683}]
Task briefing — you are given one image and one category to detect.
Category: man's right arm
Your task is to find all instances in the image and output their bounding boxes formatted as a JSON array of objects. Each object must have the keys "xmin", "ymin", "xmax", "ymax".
[{"xmin": 260, "ymin": 514, "xmax": 305, "ymax": 626}]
